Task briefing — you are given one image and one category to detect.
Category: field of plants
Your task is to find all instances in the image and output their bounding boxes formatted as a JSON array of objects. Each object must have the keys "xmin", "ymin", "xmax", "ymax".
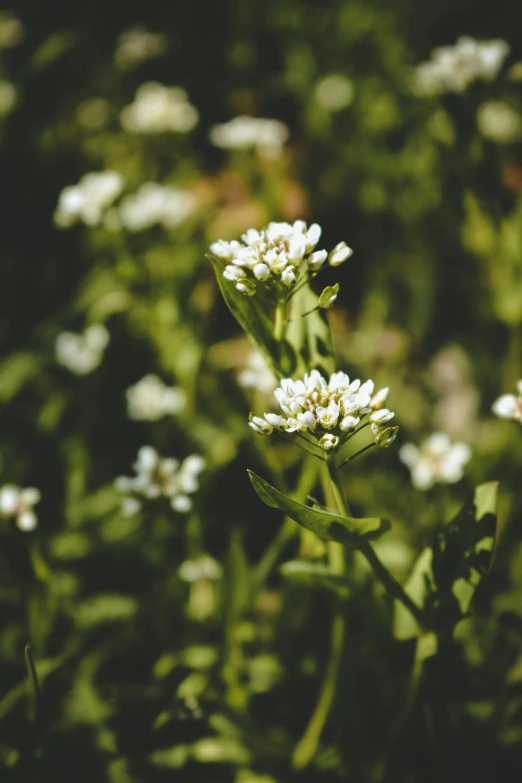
[{"xmin": 2, "ymin": 1, "xmax": 522, "ymax": 781}]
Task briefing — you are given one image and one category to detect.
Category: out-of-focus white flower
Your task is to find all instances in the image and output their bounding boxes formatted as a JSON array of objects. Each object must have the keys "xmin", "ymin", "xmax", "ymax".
[
  {"xmin": 0, "ymin": 80, "xmax": 18, "ymax": 117},
  {"xmin": 114, "ymin": 27, "xmax": 167, "ymax": 70},
  {"xmin": 54, "ymin": 171, "xmax": 124, "ymax": 228},
  {"xmin": 314, "ymin": 74, "xmax": 354, "ymax": 111},
  {"xmin": 476, "ymin": 101, "xmax": 522, "ymax": 143},
  {"xmin": 238, "ymin": 350, "xmax": 276, "ymax": 393},
  {"xmin": 492, "ymin": 380, "xmax": 522, "ymax": 422},
  {"xmin": 178, "ymin": 554, "xmax": 223, "ymax": 582},
  {"xmin": 210, "ymin": 221, "xmax": 353, "ymax": 297},
  {"xmin": 0, "ymin": 485, "xmax": 40, "ymax": 531},
  {"xmin": 119, "ymin": 182, "xmax": 197, "ymax": 231},
  {"xmin": 399, "ymin": 432, "xmax": 471, "ymax": 490},
  {"xmin": 115, "ymin": 446, "xmax": 205, "ymax": 513},
  {"xmin": 120, "ymin": 82, "xmax": 199, "ymax": 134},
  {"xmin": 209, "ymin": 116, "xmax": 289, "ymax": 156},
  {"xmin": 126, "ymin": 374, "xmax": 186, "ymax": 421},
  {"xmin": 0, "ymin": 11, "xmax": 23, "ymax": 49},
  {"xmin": 55, "ymin": 324, "xmax": 110, "ymax": 375},
  {"xmin": 411, "ymin": 36, "xmax": 510, "ymax": 96},
  {"xmin": 76, "ymin": 97, "xmax": 111, "ymax": 130},
  {"xmin": 250, "ymin": 369, "xmax": 395, "ymax": 452}
]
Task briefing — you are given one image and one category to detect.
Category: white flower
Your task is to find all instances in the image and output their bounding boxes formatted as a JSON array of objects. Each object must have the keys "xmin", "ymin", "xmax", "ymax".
[
  {"xmin": 55, "ymin": 324, "xmax": 110, "ymax": 375},
  {"xmin": 179, "ymin": 554, "xmax": 223, "ymax": 582},
  {"xmin": 209, "ymin": 116, "xmax": 289, "ymax": 155},
  {"xmin": 250, "ymin": 369, "xmax": 394, "ymax": 452},
  {"xmin": 115, "ymin": 446, "xmax": 205, "ymax": 513},
  {"xmin": 399, "ymin": 432, "xmax": 471, "ymax": 490},
  {"xmin": 0, "ymin": 485, "xmax": 40, "ymax": 531},
  {"xmin": 210, "ymin": 221, "xmax": 353, "ymax": 297},
  {"xmin": 492, "ymin": 380, "xmax": 522, "ymax": 422},
  {"xmin": 126, "ymin": 375, "xmax": 186, "ymax": 421},
  {"xmin": 54, "ymin": 171, "xmax": 124, "ymax": 228},
  {"xmin": 370, "ymin": 388, "xmax": 389, "ymax": 410},
  {"xmin": 411, "ymin": 36, "xmax": 510, "ymax": 96},
  {"xmin": 329, "ymin": 242, "xmax": 353, "ymax": 266},
  {"xmin": 477, "ymin": 101, "xmax": 522, "ymax": 143},
  {"xmin": 119, "ymin": 182, "xmax": 197, "ymax": 231},
  {"xmin": 238, "ymin": 351, "xmax": 276, "ymax": 393},
  {"xmin": 120, "ymin": 82, "xmax": 199, "ymax": 134},
  {"xmin": 114, "ymin": 27, "xmax": 167, "ymax": 70}
]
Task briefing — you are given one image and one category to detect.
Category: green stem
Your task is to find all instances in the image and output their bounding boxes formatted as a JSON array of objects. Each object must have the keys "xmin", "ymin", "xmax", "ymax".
[
  {"xmin": 326, "ymin": 459, "xmax": 425, "ymax": 628},
  {"xmin": 292, "ymin": 461, "xmax": 346, "ymax": 769},
  {"xmin": 274, "ymin": 299, "xmax": 287, "ymax": 342}
]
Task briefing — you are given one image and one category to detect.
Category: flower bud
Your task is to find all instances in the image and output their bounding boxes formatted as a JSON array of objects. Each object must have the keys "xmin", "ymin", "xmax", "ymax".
[
  {"xmin": 318, "ymin": 433, "xmax": 340, "ymax": 451},
  {"xmin": 370, "ymin": 387, "xmax": 389, "ymax": 410},
  {"xmin": 253, "ymin": 262, "xmax": 271, "ymax": 281},
  {"xmin": 373, "ymin": 425, "xmax": 399, "ymax": 448},
  {"xmin": 236, "ymin": 279, "xmax": 256, "ymax": 296},
  {"xmin": 369, "ymin": 408, "xmax": 394, "ymax": 425},
  {"xmin": 329, "ymin": 241, "xmax": 353, "ymax": 267},
  {"xmin": 308, "ymin": 249, "xmax": 328, "ymax": 271},
  {"xmin": 318, "ymin": 283, "xmax": 339, "ymax": 309},
  {"xmin": 249, "ymin": 414, "xmax": 273, "ymax": 435},
  {"xmin": 281, "ymin": 266, "xmax": 297, "ymax": 286},
  {"xmin": 223, "ymin": 265, "xmax": 246, "ymax": 282}
]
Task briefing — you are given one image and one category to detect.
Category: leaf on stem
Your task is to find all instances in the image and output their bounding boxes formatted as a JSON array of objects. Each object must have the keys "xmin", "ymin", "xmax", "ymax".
[
  {"xmin": 248, "ymin": 470, "xmax": 390, "ymax": 548},
  {"xmin": 394, "ymin": 482, "xmax": 498, "ymax": 640}
]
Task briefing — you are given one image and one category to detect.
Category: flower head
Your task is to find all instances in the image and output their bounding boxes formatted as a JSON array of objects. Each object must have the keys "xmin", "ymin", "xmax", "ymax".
[
  {"xmin": 54, "ymin": 171, "xmax": 124, "ymax": 228},
  {"xmin": 492, "ymin": 380, "xmax": 522, "ymax": 422},
  {"xmin": 120, "ymin": 82, "xmax": 198, "ymax": 134},
  {"xmin": 209, "ymin": 115, "xmax": 289, "ymax": 156},
  {"xmin": 0, "ymin": 485, "xmax": 40, "ymax": 531},
  {"xmin": 55, "ymin": 324, "xmax": 109, "ymax": 375},
  {"xmin": 249, "ymin": 369, "xmax": 395, "ymax": 452},
  {"xmin": 210, "ymin": 221, "xmax": 353, "ymax": 298},
  {"xmin": 411, "ymin": 36, "xmax": 510, "ymax": 96},
  {"xmin": 126, "ymin": 375, "xmax": 186, "ymax": 421},
  {"xmin": 115, "ymin": 446, "xmax": 205, "ymax": 513},
  {"xmin": 399, "ymin": 432, "xmax": 471, "ymax": 490}
]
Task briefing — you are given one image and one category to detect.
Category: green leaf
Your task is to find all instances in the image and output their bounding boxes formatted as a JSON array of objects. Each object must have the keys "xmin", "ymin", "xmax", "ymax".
[
  {"xmin": 281, "ymin": 560, "xmax": 352, "ymax": 597},
  {"xmin": 394, "ymin": 482, "xmax": 498, "ymax": 639},
  {"xmin": 248, "ymin": 470, "xmax": 390, "ymax": 548},
  {"xmin": 208, "ymin": 255, "xmax": 280, "ymax": 370}
]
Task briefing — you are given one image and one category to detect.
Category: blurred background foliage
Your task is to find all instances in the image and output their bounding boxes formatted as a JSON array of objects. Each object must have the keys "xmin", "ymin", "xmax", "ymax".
[{"xmin": 2, "ymin": 0, "xmax": 522, "ymax": 780}]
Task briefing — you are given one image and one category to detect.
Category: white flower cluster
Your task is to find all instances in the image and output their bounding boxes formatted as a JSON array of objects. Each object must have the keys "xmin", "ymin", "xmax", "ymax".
[
  {"xmin": 54, "ymin": 171, "xmax": 124, "ymax": 228},
  {"xmin": 0, "ymin": 485, "xmax": 40, "ymax": 531},
  {"xmin": 115, "ymin": 446, "xmax": 205, "ymax": 514},
  {"xmin": 120, "ymin": 82, "xmax": 199, "ymax": 134},
  {"xmin": 114, "ymin": 27, "xmax": 167, "ymax": 70},
  {"xmin": 126, "ymin": 374, "xmax": 186, "ymax": 421},
  {"xmin": 492, "ymin": 380, "xmax": 522, "ymax": 422},
  {"xmin": 399, "ymin": 432, "xmax": 471, "ymax": 490},
  {"xmin": 238, "ymin": 351, "xmax": 276, "ymax": 394},
  {"xmin": 119, "ymin": 182, "xmax": 198, "ymax": 231},
  {"xmin": 412, "ymin": 36, "xmax": 510, "ymax": 96},
  {"xmin": 55, "ymin": 324, "xmax": 110, "ymax": 375},
  {"xmin": 178, "ymin": 554, "xmax": 223, "ymax": 582},
  {"xmin": 209, "ymin": 116, "xmax": 289, "ymax": 155},
  {"xmin": 250, "ymin": 369, "xmax": 396, "ymax": 452},
  {"xmin": 210, "ymin": 221, "xmax": 352, "ymax": 297}
]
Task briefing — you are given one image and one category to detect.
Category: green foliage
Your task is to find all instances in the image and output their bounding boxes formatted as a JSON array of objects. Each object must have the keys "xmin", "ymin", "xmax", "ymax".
[{"xmin": 248, "ymin": 470, "xmax": 391, "ymax": 547}]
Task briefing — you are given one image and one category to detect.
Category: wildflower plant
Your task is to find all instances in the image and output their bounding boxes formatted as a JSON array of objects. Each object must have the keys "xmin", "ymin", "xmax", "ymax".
[{"xmin": 209, "ymin": 220, "xmax": 498, "ymax": 769}]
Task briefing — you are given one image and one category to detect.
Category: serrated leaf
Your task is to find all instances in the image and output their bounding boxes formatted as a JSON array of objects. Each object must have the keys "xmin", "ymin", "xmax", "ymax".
[
  {"xmin": 281, "ymin": 560, "xmax": 351, "ymax": 597},
  {"xmin": 248, "ymin": 470, "xmax": 390, "ymax": 548},
  {"xmin": 394, "ymin": 482, "xmax": 498, "ymax": 639}
]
